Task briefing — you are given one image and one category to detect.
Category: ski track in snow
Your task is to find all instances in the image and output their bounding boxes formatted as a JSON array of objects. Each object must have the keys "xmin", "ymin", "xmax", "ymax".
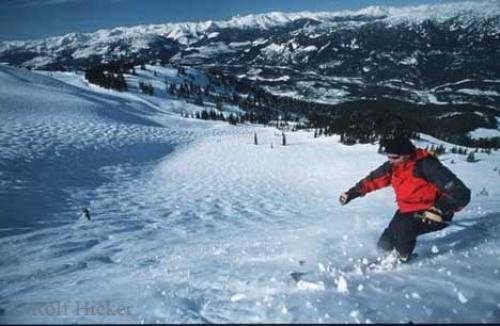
[{"xmin": 0, "ymin": 65, "xmax": 499, "ymax": 323}]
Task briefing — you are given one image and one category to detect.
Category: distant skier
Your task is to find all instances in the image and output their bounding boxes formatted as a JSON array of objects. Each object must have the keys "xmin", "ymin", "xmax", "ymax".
[
  {"xmin": 339, "ymin": 136, "xmax": 471, "ymax": 262},
  {"xmin": 80, "ymin": 207, "xmax": 91, "ymax": 221}
]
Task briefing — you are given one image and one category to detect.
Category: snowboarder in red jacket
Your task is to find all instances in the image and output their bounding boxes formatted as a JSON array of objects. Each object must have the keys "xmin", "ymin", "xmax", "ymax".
[{"xmin": 339, "ymin": 136, "xmax": 471, "ymax": 261}]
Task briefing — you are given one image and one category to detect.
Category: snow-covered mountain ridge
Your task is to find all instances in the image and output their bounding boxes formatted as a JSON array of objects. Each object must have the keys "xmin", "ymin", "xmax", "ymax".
[
  {"xmin": 2, "ymin": 1, "xmax": 496, "ymax": 48},
  {"xmin": 1, "ymin": 1, "xmax": 499, "ymax": 108}
]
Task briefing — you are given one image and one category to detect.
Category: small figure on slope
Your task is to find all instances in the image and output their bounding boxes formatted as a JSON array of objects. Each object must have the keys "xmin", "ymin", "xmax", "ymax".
[{"xmin": 80, "ymin": 207, "xmax": 91, "ymax": 221}]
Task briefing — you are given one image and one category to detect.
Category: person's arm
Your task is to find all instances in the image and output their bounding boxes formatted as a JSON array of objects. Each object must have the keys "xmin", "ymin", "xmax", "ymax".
[
  {"xmin": 340, "ymin": 162, "xmax": 392, "ymax": 205},
  {"xmin": 417, "ymin": 157, "xmax": 471, "ymax": 215}
]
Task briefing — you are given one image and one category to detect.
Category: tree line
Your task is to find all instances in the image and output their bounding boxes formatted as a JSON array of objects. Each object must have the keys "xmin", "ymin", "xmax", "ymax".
[{"xmin": 83, "ymin": 61, "xmax": 499, "ymax": 149}]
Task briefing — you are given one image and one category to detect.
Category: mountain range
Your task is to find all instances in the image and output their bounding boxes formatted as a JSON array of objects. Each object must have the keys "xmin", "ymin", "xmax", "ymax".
[{"xmin": 1, "ymin": 1, "xmax": 499, "ymax": 109}]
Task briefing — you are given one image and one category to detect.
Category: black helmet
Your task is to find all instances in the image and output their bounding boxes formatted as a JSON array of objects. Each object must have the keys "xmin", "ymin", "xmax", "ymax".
[{"xmin": 381, "ymin": 137, "xmax": 416, "ymax": 155}]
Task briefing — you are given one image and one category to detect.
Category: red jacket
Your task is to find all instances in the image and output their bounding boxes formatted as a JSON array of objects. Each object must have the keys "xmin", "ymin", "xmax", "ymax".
[{"xmin": 348, "ymin": 148, "xmax": 471, "ymax": 214}]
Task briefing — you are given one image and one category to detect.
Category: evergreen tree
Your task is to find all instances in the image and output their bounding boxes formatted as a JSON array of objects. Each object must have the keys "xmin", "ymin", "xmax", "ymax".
[
  {"xmin": 195, "ymin": 94, "xmax": 204, "ymax": 106},
  {"xmin": 139, "ymin": 81, "xmax": 154, "ymax": 95},
  {"xmin": 228, "ymin": 113, "xmax": 238, "ymax": 125},
  {"xmin": 209, "ymin": 110, "xmax": 217, "ymax": 120},
  {"xmin": 466, "ymin": 152, "xmax": 477, "ymax": 163},
  {"xmin": 177, "ymin": 66, "xmax": 186, "ymax": 76},
  {"xmin": 201, "ymin": 110, "xmax": 209, "ymax": 120},
  {"xmin": 85, "ymin": 66, "xmax": 127, "ymax": 92},
  {"xmin": 167, "ymin": 83, "xmax": 177, "ymax": 96},
  {"xmin": 216, "ymin": 99, "xmax": 223, "ymax": 112}
]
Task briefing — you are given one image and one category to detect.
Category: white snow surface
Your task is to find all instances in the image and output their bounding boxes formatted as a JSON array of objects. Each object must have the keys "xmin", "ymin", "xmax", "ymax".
[
  {"xmin": 468, "ymin": 128, "xmax": 500, "ymax": 139},
  {"xmin": 0, "ymin": 66, "xmax": 500, "ymax": 323}
]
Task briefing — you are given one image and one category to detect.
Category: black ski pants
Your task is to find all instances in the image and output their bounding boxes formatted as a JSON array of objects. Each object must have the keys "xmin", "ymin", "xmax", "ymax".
[{"xmin": 377, "ymin": 210, "xmax": 453, "ymax": 256}]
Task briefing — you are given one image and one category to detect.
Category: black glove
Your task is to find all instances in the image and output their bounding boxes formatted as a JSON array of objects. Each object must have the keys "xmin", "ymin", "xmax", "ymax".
[{"xmin": 339, "ymin": 191, "xmax": 357, "ymax": 206}]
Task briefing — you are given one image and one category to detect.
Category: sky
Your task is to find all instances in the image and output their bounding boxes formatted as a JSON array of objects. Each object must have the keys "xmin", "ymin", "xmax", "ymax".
[{"xmin": 0, "ymin": 0, "xmax": 464, "ymax": 41}]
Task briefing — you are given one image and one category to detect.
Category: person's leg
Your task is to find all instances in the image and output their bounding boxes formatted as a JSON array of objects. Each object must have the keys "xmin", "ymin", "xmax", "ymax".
[
  {"xmin": 413, "ymin": 213, "xmax": 453, "ymax": 236},
  {"xmin": 390, "ymin": 211, "xmax": 419, "ymax": 256},
  {"xmin": 392, "ymin": 212, "xmax": 454, "ymax": 256},
  {"xmin": 377, "ymin": 211, "xmax": 399, "ymax": 252},
  {"xmin": 378, "ymin": 211, "xmax": 453, "ymax": 258},
  {"xmin": 377, "ymin": 228, "xmax": 394, "ymax": 251}
]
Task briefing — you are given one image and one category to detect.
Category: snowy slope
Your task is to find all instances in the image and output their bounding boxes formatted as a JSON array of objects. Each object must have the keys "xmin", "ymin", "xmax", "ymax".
[
  {"xmin": 34, "ymin": 65, "xmax": 222, "ymax": 118},
  {"xmin": 0, "ymin": 64, "xmax": 226, "ymax": 235},
  {"xmin": 0, "ymin": 66, "xmax": 499, "ymax": 323},
  {"xmin": 468, "ymin": 127, "xmax": 500, "ymax": 139}
]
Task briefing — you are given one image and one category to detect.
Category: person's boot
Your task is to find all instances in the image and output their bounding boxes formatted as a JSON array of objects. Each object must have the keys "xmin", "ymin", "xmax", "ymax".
[
  {"xmin": 397, "ymin": 252, "xmax": 411, "ymax": 263},
  {"xmin": 378, "ymin": 249, "xmax": 399, "ymax": 269},
  {"xmin": 379, "ymin": 249, "xmax": 413, "ymax": 269}
]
